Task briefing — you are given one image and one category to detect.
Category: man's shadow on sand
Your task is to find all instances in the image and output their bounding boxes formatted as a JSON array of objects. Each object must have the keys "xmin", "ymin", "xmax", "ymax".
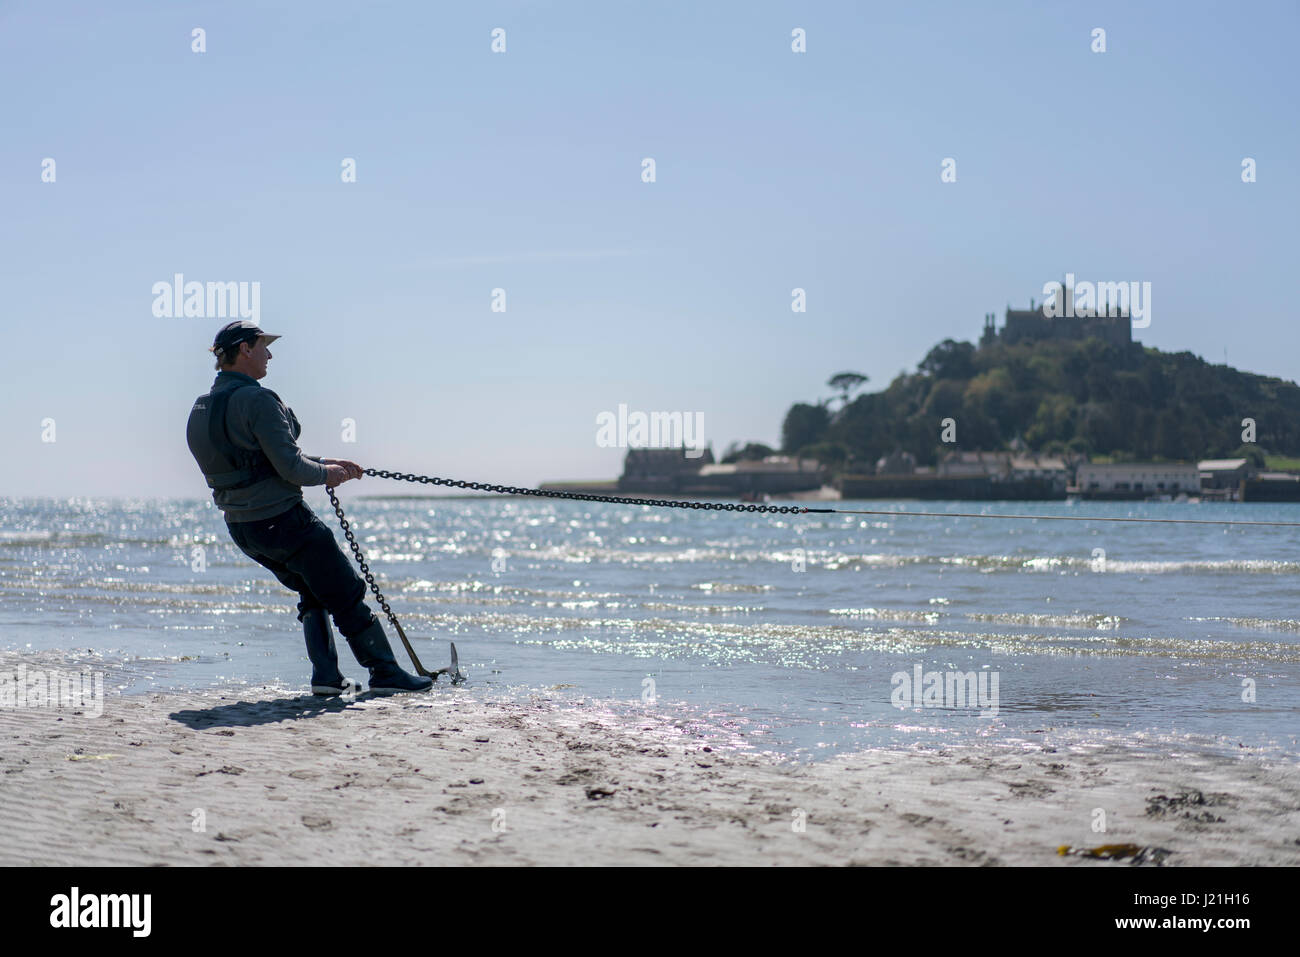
[{"xmin": 169, "ymin": 693, "xmax": 378, "ymax": 730}]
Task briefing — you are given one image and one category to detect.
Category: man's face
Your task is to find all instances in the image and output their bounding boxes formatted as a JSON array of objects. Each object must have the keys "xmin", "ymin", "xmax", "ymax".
[{"xmin": 242, "ymin": 336, "xmax": 272, "ymax": 379}]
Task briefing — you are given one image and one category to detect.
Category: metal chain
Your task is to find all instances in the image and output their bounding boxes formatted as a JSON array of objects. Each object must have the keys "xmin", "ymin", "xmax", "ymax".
[
  {"xmin": 327, "ymin": 469, "xmax": 803, "ymax": 632},
  {"xmin": 327, "ymin": 485, "xmax": 400, "ymax": 631},
  {"xmin": 328, "ymin": 472, "xmax": 1300, "ymax": 624},
  {"xmin": 356, "ymin": 468, "xmax": 808, "ymax": 513}
]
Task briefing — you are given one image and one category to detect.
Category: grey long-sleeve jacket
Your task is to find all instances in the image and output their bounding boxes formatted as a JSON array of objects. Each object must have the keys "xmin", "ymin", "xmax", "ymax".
[{"xmin": 194, "ymin": 370, "xmax": 329, "ymax": 523}]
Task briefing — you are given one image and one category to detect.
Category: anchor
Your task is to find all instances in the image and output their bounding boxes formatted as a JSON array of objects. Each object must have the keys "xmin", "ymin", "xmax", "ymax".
[
  {"xmin": 389, "ymin": 620, "xmax": 465, "ymax": 685},
  {"xmin": 328, "ymin": 486, "xmax": 465, "ymax": 687}
]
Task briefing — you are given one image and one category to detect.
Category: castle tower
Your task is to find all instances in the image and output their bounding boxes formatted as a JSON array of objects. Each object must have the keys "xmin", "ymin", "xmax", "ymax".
[{"xmin": 980, "ymin": 311, "xmax": 997, "ymax": 346}]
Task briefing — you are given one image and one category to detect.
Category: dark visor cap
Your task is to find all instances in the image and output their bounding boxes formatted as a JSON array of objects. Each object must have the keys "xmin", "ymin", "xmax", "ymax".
[{"xmin": 211, "ymin": 320, "xmax": 281, "ymax": 356}]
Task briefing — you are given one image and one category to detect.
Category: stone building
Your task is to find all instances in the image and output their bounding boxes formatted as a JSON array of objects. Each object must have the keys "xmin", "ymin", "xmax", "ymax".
[
  {"xmin": 980, "ymin": 282, "xmax": 1133, "ymax": 349},
  {"xmin": 618, "ymin": 446, "xmax": 715, "ymax": 492}
]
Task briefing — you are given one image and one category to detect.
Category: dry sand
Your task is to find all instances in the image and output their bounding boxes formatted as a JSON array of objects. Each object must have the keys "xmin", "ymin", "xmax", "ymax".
[{"xmin": 2, "ymin": 650, "xmax": 1297, "ymax": 866}]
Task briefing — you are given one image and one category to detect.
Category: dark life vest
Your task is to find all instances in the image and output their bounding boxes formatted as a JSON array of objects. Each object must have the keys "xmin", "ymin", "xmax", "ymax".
[{"xmin": 186, "ymin": 384, "xmax": 284, "ymax": 492}]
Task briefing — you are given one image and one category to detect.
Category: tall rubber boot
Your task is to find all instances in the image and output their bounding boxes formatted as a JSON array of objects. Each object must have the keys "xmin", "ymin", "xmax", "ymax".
[
  {"xmin": 344, "ymin": 618, "xmax": 433, "ymax": 693},
  {"xmin": 302, "ymin": 607, "xmax": 361, "ymax": 696}
]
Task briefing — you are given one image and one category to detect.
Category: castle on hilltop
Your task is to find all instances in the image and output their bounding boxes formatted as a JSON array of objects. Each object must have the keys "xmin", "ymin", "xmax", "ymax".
[{"xmin": 980, "ymin": 282, "xmax": 1133, "ymax": 349}]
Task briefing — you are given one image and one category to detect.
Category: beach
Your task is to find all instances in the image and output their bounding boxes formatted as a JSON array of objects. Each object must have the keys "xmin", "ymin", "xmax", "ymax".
[
  {"xmin": 4, "ymin": 0, "xmax": 1297, "ymax": 892},
  {"xmin": 3, "ymin": 649, "xmax": 1297, "ymax": 867}
]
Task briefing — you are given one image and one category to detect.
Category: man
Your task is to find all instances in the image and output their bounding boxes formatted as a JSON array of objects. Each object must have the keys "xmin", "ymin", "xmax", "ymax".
[{"xmin": 185, "ymin": 320, "xmax": 432, "ymax": 695}]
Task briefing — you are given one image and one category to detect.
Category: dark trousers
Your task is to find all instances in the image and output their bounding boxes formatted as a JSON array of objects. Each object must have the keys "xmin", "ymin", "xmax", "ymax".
[{"xmin": 226, "ymin": 501, "xmax": 376, "ymax": 638}]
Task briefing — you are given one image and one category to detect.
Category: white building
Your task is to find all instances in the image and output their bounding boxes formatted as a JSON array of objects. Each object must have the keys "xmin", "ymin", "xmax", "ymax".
[
  {"xmin": 938, "ymin": 451, "xmax": 1013, "ymax": 477},
  {"xmin": 1004, "ymin": 455, "xmax": 1067, "ymax": 493},
  {"xmin": 692, "ymin": 456, "xmax": 826, "ymax": 494},
  {"xmin": 1074, "ymin": 462, "xmax": 1200, "ymax": 496},
  {"xmin": 1009, "ymin": 456, "xmax": 1067, "ymax": 481},
  {"xmin": 1197, "ymin": 458, "xmax": 1250, "ymax": 490},
  {"xmin": 939, "ymin": 451, "xmax": 1067, "ymax": 489}
]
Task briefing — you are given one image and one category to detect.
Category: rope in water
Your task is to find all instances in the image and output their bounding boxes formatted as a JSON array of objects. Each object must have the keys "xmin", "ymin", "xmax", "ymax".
[{"xmin": 337, "ymin": 468, "xmax": 1300, "ymax": 528}]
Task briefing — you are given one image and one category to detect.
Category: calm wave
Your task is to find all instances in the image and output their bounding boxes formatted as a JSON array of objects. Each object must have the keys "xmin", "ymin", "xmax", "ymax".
[{"xmin": 2, "ymin": 495, "xmax": 1297, "ymax": 760}]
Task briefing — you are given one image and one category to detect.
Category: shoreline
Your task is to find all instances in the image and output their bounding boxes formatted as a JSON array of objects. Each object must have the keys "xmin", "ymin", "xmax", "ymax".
[{"xmin": 2, "ymin": 651, "xmax": 1297, "ymax": 866}]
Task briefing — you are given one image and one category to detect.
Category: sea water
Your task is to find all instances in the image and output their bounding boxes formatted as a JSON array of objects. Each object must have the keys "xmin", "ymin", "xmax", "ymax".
[{"xmin": 2, "ymin": 494, "xmax": 1297, "ymax": 761}]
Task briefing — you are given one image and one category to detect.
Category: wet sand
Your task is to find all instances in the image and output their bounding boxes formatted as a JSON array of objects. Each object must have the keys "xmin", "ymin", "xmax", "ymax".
[{"xmin": 2, "ymin": 651, "xmax": 1297, "ymax": 866}]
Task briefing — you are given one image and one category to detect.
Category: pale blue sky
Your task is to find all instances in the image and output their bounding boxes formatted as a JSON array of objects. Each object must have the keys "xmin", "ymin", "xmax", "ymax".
[{"xmin": 2, "ymin": 0, "xmax": 1296, "ymax": 497}]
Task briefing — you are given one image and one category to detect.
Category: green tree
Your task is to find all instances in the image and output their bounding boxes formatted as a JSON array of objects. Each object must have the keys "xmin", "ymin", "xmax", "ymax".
[
  {"xmin": 918, "ymin": 340, "xmax": 976, "ymax": 380},
  {"xmin": 827, "ymin": 372, "xmax": 869, "ymax": 408},
  {"xmin": 781, "ymin": 402, "xmax": 830, "ymax": 454},
  {"xmin": 1232, "ymin": 444, "xmax": 1266, "ymax": 469},
  {"xmin": 721, "ymin": 442, "xmax": 776, "ymax": 464},
  {"xmin": 776, "ymin": 339, "xmax": 1300, "ymax": 473},
  {"xmin": 1024, "ymin": 394, "xmax": 1076, "ymax": 448},
  {"xmin": 798, "ymin": 441, "xmax": 851, "ymax": 469}
]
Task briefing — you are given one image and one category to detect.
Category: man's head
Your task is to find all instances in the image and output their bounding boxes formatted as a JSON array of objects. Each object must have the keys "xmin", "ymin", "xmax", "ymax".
[{"xmin": 211, "ymin": 321, "xmax": 280, "ymax": 379}]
